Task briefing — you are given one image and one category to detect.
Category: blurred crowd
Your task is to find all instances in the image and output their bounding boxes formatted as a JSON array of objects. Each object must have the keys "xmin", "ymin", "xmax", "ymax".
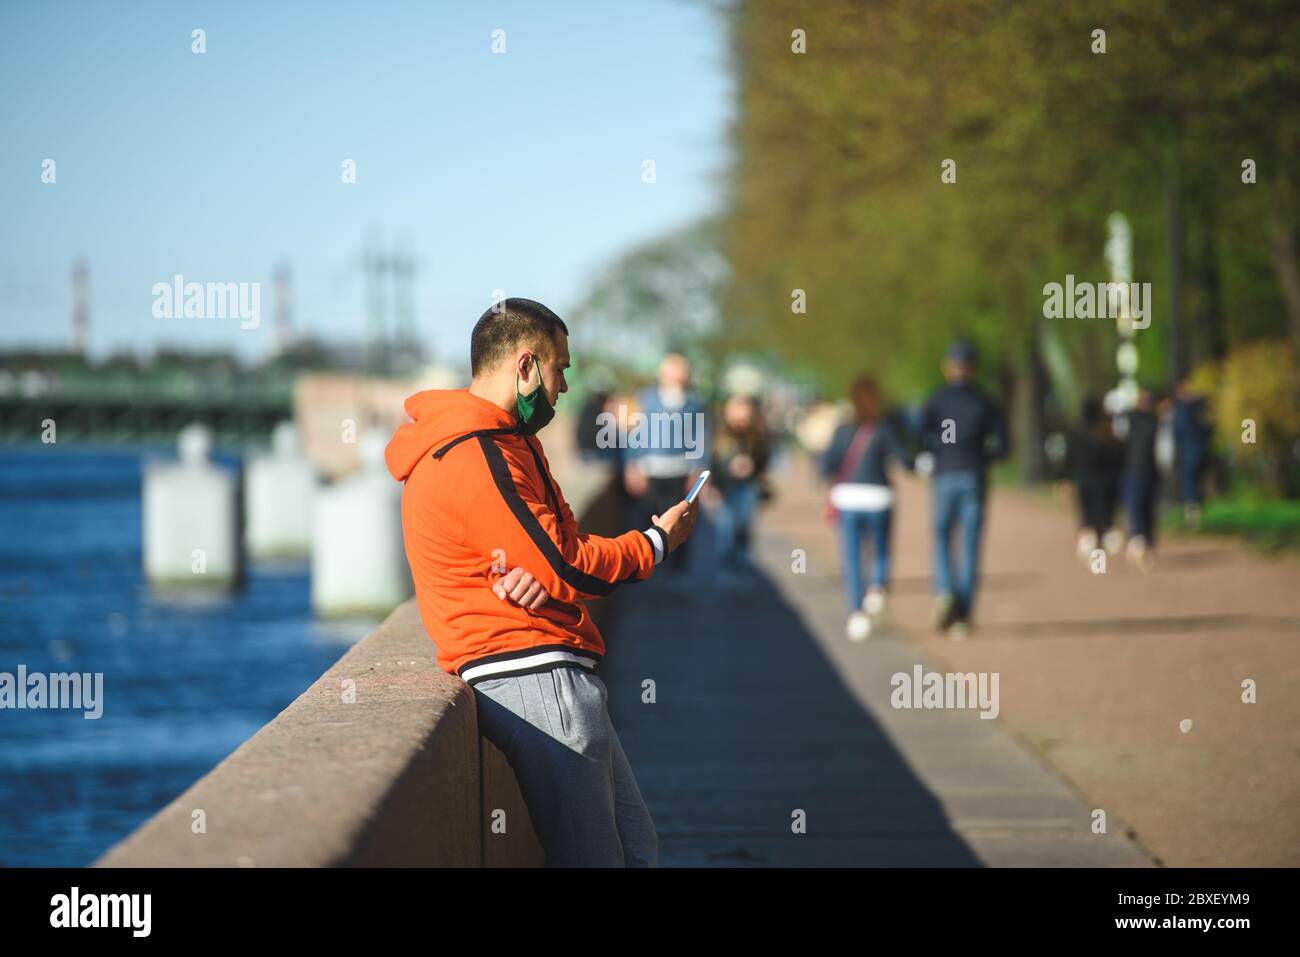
[
  {"xmin": 1060, "ymin": 378, "xmax": 1213, "ymax": 571},
  {"xmin": 575, "ymin": 353, "xmax": 777, "ymax": 592},
  {"xmin": 572, "ymin": 342, "xmax": 1219, "ymax": 646}
]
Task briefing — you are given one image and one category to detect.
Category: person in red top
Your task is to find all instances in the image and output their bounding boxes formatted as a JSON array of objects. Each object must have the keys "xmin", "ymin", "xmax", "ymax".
[{"xmin": 385, "ymin": 298, "xmax": 696, "ymax": 866}]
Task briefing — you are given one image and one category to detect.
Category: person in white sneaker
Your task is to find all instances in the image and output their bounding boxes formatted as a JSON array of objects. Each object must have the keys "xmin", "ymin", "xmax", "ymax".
[
  {"xmin": 1065, "ymin": 396, "xmax": 1123, "ymax": 566},
  {"xmin": 820, "ymin": 376, "xmax": 915, "ymax": 641}
]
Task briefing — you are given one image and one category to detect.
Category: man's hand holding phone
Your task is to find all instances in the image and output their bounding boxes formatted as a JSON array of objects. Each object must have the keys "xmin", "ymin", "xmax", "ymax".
[
  {"xmin": 653, "ymin": 470, "xmax": 707, "ymax": 553},
  {"xmin": 652, "ymin": 499, "xmax": 697, "ymax": 552}
]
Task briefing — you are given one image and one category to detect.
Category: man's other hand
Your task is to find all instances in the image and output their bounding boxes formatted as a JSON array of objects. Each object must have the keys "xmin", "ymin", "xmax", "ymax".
[
  {"xmin": 652, "ymin": 499, "xmax": 698, "ymax": 553},
  {"xmin": 493, "ymin": 566, "xmax": 550, "ymax": 610}
]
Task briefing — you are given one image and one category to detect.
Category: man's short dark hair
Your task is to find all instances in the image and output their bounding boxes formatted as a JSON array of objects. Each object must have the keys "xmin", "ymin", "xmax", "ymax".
[
  {"xmin": 945, "ymin": 339, "xmax": 978, "ymax": 365},
  {"xmin": 470, "ymin": 298, "xmax": 569, "ymax": 377}
]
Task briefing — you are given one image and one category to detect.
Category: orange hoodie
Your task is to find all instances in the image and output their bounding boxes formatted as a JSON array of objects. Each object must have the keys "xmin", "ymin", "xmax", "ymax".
[{"xmin": 385, "ymin": 388, "xmax": 659, "ymax": 685}]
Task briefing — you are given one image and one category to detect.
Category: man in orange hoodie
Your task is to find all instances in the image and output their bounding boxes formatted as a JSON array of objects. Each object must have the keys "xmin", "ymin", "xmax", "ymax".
[{"xmin": 385, "ymin": 298, "xmax": 696, "ymax": 866}]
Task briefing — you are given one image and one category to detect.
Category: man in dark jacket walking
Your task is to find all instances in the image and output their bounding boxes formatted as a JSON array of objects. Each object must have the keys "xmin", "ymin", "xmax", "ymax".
[
  {"xmin": 1172, "ymin": 378, "xmax": 1212, "ymax": 528},
  {"xmin": 919, "ymin": 340, "xmax": 1008, "ymax": 638}
]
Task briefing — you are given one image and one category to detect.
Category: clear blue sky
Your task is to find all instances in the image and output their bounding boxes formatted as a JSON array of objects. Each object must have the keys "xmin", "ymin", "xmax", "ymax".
[{"xmin": 0, "ymin": 0, "xmax": 731, "ymax": 365}]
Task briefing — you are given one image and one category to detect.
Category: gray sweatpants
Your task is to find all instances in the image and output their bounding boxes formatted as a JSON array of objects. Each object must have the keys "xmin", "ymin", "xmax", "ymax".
[{"xmin": 473, "ymin": 666, "xmax": 658, "ymax": 867}]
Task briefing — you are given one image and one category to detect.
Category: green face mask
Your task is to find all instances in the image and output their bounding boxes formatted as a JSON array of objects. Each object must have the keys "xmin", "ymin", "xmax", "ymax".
[{"xmin": 515, "ymin": 355, "xmax": 556, "ymax": 435}]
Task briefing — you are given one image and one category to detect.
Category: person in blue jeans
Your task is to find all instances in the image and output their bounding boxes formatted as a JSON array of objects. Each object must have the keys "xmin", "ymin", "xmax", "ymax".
[
  {"xmin": 919, "ymin": 340, "xmax": 1008, "ymax": 638},
  {"xmin": 821, "ymin": 376, "xmax": 914, "ymax": 641},
  {"xmin": 623, "ymin": 353, "xmax": 710, "ymax": 577},
  {"xmin": 1171, "ymin": 378, "xmax": 1211, "ymax": 528}
]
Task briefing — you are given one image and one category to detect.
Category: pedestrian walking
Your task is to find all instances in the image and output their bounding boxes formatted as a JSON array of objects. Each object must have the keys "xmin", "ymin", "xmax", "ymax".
[
  {"xmin": 821, "ymin": 376, "xmax": 915, "ymax": 641},
  {"xmin": 1067, "ymin": 395, "xmax": 1125, "ymax": 561},
  {"xmin": 1121, "ymin": 386, "xmax": 1161, "ymax": 569},
  {"xmin": 919, "ymin": 340, "xmax": 1008, "ymax": 638},
  {"xmin": 622, "ymin": 353, "xmax": 710, "ymax": 577},
  {"xmin": 1172, "ymin": 378, "xmax": 1212, "ymax": 528},
  {"xmin": 709, "ymin": 393, "xmax": 770, "ymax": 587}
]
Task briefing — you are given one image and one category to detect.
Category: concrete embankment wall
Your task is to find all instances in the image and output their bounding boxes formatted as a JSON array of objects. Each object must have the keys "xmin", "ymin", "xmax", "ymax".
[{"xmin": 96, "ymin": 454, "xmax": 624, "ymax": 868}]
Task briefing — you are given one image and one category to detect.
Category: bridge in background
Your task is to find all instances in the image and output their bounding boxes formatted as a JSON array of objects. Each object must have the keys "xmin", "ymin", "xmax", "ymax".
[{"xmin": 0, "ymin": 378, "xmax": 292, "ymax": 445}]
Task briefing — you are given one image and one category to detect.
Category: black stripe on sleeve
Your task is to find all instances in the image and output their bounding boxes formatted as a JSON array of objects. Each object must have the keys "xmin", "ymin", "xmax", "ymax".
[{"xmin": 478, "ymin": 435, "xmax": 637, "ymax": 597}]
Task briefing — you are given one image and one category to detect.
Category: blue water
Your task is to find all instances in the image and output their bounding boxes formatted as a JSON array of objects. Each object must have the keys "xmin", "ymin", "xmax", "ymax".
[{"xmin": 0, "ymin": 447, "xmax": 367, "ymax": 867}]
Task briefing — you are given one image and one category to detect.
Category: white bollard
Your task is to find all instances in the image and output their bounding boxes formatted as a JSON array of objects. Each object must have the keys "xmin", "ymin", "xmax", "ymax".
[
  {"xmin": 311, "ymin": 431, "xmax": 411, "ymax": 618},
  {"xmin": 1155, "ymin": 419, "xmax": 1176, "ymax": 473},
  {"xmin": 143, "ymin": 423, "xmax": 242, "ymax": 589},
  {"xmin": 245, "ymin": 422, "xmax": 316, "ymax": 560}
]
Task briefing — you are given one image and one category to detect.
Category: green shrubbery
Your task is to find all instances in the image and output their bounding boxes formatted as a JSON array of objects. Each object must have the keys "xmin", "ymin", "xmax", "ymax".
[{"xmin": 1188, "ymin": 340, "xmax": 1300, "ymax": 498}]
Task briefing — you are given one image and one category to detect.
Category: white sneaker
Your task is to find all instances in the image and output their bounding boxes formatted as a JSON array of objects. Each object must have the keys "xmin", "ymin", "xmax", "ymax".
[
  {"xmin": 1076, "ymin": 529, "xmax": 1098, "ymax": 562},
  {"xmin": 1102, "ymin": 528, "xmax": 1124, "ymax": 555},
  {"xmin": 864, "ymin": 589, "xmax": 887, "ymax": 616},
  {"xmin": 846, "ymin": 611, "xmax": 872, "ymax": 642},
  {"xmin": 1126, "ymin": 535, "xmax": 1155, "ymax": 572}
]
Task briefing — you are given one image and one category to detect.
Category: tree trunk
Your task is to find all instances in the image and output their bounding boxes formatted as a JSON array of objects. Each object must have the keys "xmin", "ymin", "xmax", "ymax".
[
  {"xmin": 1013, "ymin": 321, "xmax": 1047, "ymax": 483},
  {"xmin": 1192, "ymin": 199, "xmax": 1227, "ymax": 362},
  {"xmin": 1268, "ymin": 117, "xmax": 1300, "ymax": 353},
  {"xmin": 1268, "ymin": 183, "xmax": 1300, "ymax": 352},
  {"xmin": 1164, "ymin": 139, "xmax": 1186, "ymax": 386}
]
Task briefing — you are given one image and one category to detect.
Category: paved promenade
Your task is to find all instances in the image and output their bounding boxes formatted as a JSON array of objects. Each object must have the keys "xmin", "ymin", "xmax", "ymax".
[{"xmin": 601, "ymin": 451, "xmax": 1300, "ymax": 867}]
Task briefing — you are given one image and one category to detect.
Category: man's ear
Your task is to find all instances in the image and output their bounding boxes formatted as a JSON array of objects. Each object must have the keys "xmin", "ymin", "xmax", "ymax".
[{"xmin": 515, "ymin": 350, "xmax": 537, "ymax": 383}]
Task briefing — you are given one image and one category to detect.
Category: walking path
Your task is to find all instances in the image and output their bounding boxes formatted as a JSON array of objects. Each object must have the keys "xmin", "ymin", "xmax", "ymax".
[{"xmin": 601, "ymin": 451, "xmax": 1299, "ymax": 866}]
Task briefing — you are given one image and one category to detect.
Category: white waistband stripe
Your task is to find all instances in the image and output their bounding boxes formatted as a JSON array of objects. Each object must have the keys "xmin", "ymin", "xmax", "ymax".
[{"xmin": 461, "ymin": 649, "xmax": 599, "ymax": 684}]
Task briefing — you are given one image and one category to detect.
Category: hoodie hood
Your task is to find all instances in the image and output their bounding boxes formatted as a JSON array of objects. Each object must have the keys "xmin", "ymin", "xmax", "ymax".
[{"xmin": 385, "ymin": 388, "xmax": 519, "ymax": 482}]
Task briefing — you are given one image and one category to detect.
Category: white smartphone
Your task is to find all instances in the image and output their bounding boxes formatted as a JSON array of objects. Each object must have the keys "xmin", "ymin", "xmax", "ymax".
[{"xmin": 685, "ymin": 470, "xmax": 711, "ymax": 504}]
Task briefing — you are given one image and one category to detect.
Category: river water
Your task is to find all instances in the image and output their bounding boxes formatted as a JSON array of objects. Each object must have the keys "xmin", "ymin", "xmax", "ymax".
[{"xmin": 0, "ymin": 447, "xmax": 366, "ymax": 866}]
